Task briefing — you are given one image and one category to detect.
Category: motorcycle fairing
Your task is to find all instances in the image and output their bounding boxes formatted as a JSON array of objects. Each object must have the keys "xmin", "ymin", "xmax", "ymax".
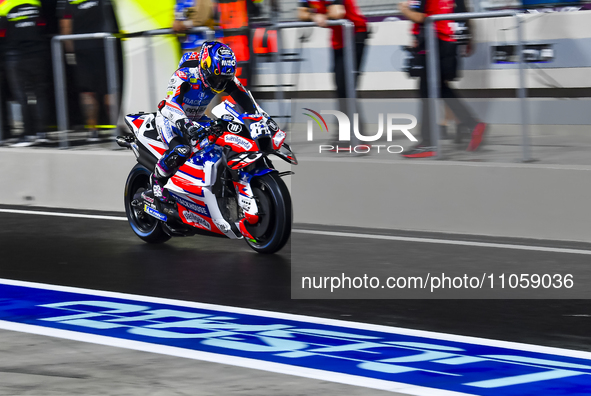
[
  {"xmin": 125, "ymin": 113, "xmax": 166, "ymax": 158},
  {"xmin": 125, "ymin": 107, "xmax": 281, "ymax": 241},
  {"xmin": 211, "ymin": 101, "xmax": 296, "ymax": 165},
  {"xmin": 233, "ymin": 171, "xmax": 259, "ymax": 225},
  {"xmin": 126, "ymin": 112, "xmax": 240, "ymax": 239}
]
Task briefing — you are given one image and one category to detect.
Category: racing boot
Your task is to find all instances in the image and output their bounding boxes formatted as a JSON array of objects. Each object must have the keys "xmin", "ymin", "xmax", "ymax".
[{"xmin": 150, "ymin": 166, "xmax": 172, "ymax": 204}]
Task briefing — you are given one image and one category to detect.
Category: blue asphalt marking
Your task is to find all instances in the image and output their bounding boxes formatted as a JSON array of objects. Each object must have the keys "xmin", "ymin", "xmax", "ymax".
[{"xmin": 0, "ymin": 279, "xmax": 590, "ymax": 395}]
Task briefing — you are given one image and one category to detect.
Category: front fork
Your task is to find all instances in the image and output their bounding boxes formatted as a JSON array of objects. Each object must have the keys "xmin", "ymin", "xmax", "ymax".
[{"xmin": 233, "ymin": 174, "xmax": 259, "ymax": 240}]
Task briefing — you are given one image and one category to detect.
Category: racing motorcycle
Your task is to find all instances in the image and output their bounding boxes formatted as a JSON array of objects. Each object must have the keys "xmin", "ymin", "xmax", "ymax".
[{"xmin": 116, "ymin": 100, "xmax": 297, "ymax": 254}]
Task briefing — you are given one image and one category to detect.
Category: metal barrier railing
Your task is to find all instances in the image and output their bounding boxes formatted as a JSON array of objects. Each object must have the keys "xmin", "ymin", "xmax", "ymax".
[
  {"xmin": 141, "ymin": 21, "xmax": 359, "ymax": 143},
  {"xmin": 272, "ymin": 20, "xmax": 359, "ymax": 145},
  {"xmin": 51, "ymin": 32, "xmax": 120, "ymax": 149},
  {"xmin": 50, "ymin": 27, "xmax": 216, "ymax": 148},
  {"xmin": 363, "ymin": 10, "xmax": 400, "ymax": 17},
  {"xmin": 273, "ymin": 20, "xmax": 357, "ymax": 101},
  {"xmin": 424, "ymin": 10, "xmax": 531, "ymax": 161},
  {"xmin": 0, "ymin": 78, "xmax": 4, "ymax": 142},
  {"xmin": 43, "ymin": 22, "xmax": 358, "ymax": 148}
]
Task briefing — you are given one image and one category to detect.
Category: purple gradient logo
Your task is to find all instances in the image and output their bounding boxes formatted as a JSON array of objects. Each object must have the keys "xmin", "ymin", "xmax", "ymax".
[{"xmin": 303, "ymin": 109, "xmax": 418, "ymax": 154}]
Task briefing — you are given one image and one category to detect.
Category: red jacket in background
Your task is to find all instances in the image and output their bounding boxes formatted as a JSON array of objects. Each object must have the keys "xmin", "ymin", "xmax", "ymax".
[{"xmin": 300, "ymin": 0, "xmax": 367, "ymax": 50}]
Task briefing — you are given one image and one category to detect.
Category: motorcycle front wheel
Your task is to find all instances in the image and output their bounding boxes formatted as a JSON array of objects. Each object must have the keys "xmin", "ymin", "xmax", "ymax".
[
  {"xmin": 124, "ymin": 163, "xmax": 171, "ymax": 244},
  {"xmin": 244, "ymin": 172, "xmax": 292, "ymax": 254}
]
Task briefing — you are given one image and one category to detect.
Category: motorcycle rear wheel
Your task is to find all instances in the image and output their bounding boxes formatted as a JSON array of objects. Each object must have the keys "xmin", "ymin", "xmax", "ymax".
[
  {"xmin": 124, "ymin": 163, "xmax": 171, "ymax": 244},
  {"xmin": 244, "ymin": 172, "xmax": 292, "ymax": 254}
]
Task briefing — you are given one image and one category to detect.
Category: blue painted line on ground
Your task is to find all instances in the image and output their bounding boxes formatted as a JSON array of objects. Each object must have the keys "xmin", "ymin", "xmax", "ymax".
[{"xmin": 0, "ymin": 279, "xmax": 590, "ymax": 395}]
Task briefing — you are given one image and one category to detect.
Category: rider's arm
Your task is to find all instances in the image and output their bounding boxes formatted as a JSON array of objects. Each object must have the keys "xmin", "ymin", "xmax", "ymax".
[
  {"xmin": 224, "ymin": 77, "xmax": 258, "ymax": 115},
  {"xmin": 160, "ymin": 69, "xmax": 192, "ymax": 126}
]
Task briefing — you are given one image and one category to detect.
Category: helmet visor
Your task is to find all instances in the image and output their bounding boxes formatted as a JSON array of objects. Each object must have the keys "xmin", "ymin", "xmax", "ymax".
[{"xmin": 207, "ymin": 74, "xmax": 232, "ymax": 93}]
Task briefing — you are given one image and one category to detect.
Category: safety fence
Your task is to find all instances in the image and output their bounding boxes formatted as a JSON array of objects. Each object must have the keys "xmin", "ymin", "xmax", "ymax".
[
  {"xmin": 424, "ymin": 10, "xmax": 530, "ymax": 161},
  {"xmin": 51, "ymin": 32, "xmax": 120, "ymax": 149},
  {"xmin": 2, "ymin": 15, "xmax": 537, "ymax": 160},
  {"xmin": 35, "ymin": 21, "xmax": 359, "ymax": 149}
]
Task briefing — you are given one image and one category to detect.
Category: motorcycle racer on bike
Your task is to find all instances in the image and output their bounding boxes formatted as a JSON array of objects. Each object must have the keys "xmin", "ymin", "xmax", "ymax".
[{"xmin": 151, "ymin": 41, "xmax": 264, "ymax": 202}]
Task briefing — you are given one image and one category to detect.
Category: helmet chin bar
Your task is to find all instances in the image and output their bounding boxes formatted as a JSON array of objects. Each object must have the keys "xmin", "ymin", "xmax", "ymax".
[
  {"xmin": 207, "ymin": 74, "xmax": 230, "ymax": 94},
  {"xmin": 198, "ymin": 66, "xmax": 209, "ymax": 89}
]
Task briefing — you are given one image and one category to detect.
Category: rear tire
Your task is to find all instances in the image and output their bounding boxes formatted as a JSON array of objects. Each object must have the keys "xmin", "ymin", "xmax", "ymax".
[
  {"xmin": 244, "ymin": 172, "xmax": 292, "ymax": 254},
  {"xmin": 124, "ymin": 163, "xmax": 171, "ymax": 244}
]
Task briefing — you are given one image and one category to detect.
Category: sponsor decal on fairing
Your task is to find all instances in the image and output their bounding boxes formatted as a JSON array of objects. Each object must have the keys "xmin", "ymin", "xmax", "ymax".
[
  {"xmin": 144, "ymin": 205, "xmax": 167, "ymax": 221},
  {"xmin": 225, "ymin": 134, "xmax": 253, "ymax": 150},
  {"xmin": 213, "ymin": 218, "xmax": 231, "ymax": 233},
  {"xmin": 171, "ymin": 193, "xmax": 210, "ymax": 217},
  {"xmin": 228, "ymin": 123, "xmax": 242, "ymax": 133},
  {"xmin": 249, "ymin": 121, "xmax": 269, "ymax": 139},
  {"xmin": 267, "ymin": 119, "xmax": 279, "ymax": 132},
  {"xmin": 226, "ymin": 105, "xmax": 241, "ymax": 119},
  {"xmin": 273, "ymin": 130, "xmax": 286, "ymax": 149},
  {"xmin": 182, "ymin": 210, "xmax": 211, "ymax": 230}
]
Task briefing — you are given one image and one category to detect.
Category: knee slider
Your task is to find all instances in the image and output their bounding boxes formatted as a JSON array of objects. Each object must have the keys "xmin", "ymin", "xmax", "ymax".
[{"xmin": 162, "ymin": 144, "xmax": 191, "ymax": 170}]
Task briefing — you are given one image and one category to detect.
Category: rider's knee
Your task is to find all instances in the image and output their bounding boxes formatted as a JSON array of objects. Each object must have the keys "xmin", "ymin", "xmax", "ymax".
[{"xmin": 161, "ymin": 144, "xmax": 191, "ymax": 171}]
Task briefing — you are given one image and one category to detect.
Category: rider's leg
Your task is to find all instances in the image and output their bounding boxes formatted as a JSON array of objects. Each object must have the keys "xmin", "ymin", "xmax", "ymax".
[
  {"xmin": 152, "ymin": 137, "xmax": 192, "ymax": 202},
  {"xmin": 152, "ymin": 115, "xmax": 192, "ymax": 202}
]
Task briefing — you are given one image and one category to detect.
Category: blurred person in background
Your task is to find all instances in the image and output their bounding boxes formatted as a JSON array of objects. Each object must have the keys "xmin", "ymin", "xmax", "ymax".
[
  {"xmin": 439, "ymin": 1, "xmax": 475, "ymax": 144},
  {"xmin": 217, "ymin": 0, "xmax": 252, "ymax": 88},
  {"xmin": 173, "ymin": 0, "xmax": 215, "ymax": 55},
  {"xmin": 0, "ymin": 21, "xmax": 11, "ymax": 144},
  {"xmin": 399, "ymin": 0, "xmax": 486, "ymax": 158},
  {"xmin": 298, "ymin": 0, "xmax": 368, "ymax": 148},
  {"xmin": 0, "ymin": 0, "xmax": 52, "ymax": 147},
  {"xmin": 57, "ymin": 0, "xmax": 117, "ymax": 142},
  {"xmin": 0, "ymin": 76, "xmax": 9, "ymax": 144}
]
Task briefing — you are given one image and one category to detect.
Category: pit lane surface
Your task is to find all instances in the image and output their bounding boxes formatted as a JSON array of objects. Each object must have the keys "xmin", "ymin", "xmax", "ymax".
[{"xmin": 0, "ymin": 206, "xmax": 590, "ymax": 395}]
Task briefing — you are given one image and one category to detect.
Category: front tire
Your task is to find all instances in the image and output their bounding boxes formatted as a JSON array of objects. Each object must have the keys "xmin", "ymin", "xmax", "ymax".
[
  {"xmin": 244, "ymin": 172, "xmax": 292, "ymax": 254},
  {"xmin": 124, "ymin": 163, "xmax": 171, "ymax": 244}
]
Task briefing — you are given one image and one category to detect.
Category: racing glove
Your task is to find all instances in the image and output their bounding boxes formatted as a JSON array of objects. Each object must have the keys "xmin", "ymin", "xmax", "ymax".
[
  {"xmin": 176, "ymin": 119, "xmax": 206, "ymax": 141},
  {"xmin": 207, "ymin": 119, "xmax": 226, "ymax": 138}
]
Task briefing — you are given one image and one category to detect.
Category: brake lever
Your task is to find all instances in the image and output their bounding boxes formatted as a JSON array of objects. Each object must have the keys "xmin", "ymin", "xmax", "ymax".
[{"xmin": 209, "ymin": 119, "xmax": 226, "ymax": 137}]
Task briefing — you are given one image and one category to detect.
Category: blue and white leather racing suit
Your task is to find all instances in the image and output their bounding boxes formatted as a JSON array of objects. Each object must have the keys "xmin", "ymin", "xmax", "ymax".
[{"xmin": 154, "ymin": 64, "xmax": 258, "ymax": 183}]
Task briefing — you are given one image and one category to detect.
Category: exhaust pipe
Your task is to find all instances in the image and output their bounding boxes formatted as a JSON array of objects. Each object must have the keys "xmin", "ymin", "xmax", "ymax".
[
  {"xmin": 116, "ymin": 136, "xmax": 132, "ymax": 148},
  {"xmin": 116, "ymin": 136, "xmax": 140, "ymax": 159},
  {"xmin": 115, "ymin": 136, "xmax": 131, "ymax": 149}
]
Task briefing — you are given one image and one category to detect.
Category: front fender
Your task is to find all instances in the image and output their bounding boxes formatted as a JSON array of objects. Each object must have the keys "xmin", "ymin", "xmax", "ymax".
[{"xmin": 252, "ymin": 168, "xmax": 276, "ymax": 177}]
